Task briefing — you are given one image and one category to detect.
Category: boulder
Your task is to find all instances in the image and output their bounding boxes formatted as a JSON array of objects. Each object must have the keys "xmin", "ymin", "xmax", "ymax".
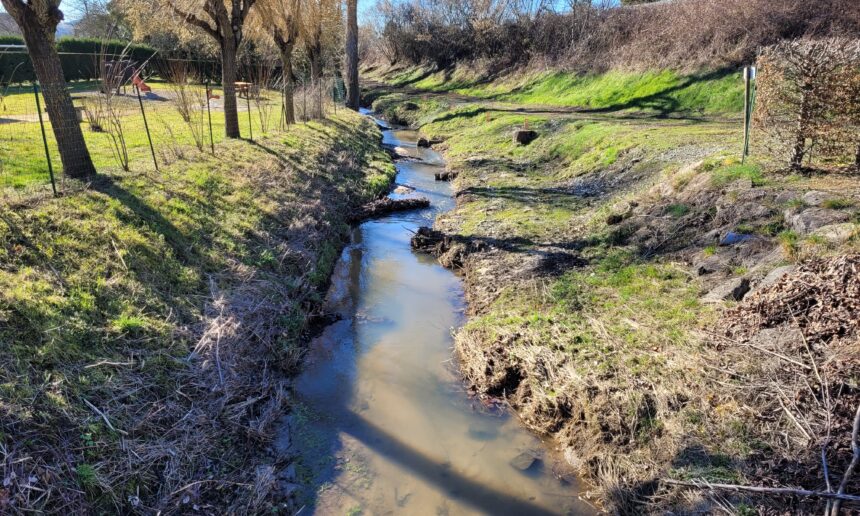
[
  {"xmin": 789, "ymin": 208, "xmax": 850, "ymax": 235},
  {"xmin": 514, "ymin": 130, "xmax": 539, "ymax": 146},
  {"xmin": 811, "ymin": 223, "xmax": 858, "ymax": 244},
  {"xmin": 417, "ymin": 137, "xmax": 431, "ymax": 148},
  {"xmin": 702, "ymin": 277, "xmax": 751, "ymax": 303},
  {"xmin": 801, "ymin": 190, "xmax": 837, "ymax": 207}
]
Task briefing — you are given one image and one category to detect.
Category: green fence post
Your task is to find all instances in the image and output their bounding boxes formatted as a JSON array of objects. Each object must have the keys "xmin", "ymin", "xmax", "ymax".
[
  {"xmin": 246, "ymin": 90, "xmax": 253, "ymax": 141},
  {"xmin": 206, "ymin": 79, "xmax": 215, "ymax": 153},
  {"xmin": 32, "ymin": 82, "xmax": 57, "ymax": 196},
  {"xmin": 135, "ymin": 84, "xmax": 158, "ymax": 171}
]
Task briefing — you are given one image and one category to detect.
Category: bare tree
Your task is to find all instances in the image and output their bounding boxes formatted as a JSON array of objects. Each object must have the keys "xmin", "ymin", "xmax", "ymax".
[
  {"xmin": 300, "ymin": 0, "xmax": 339, "ymax": 82},
  {"xmin": 169, "ymin": 0, "xmax": 257, "ymax": 139},
  {"xmin": 1, "ymin": 0, "xmax": 96, "ymax": 178},
  {"xmin": 344, "ymin": 0, "xmax": 359, "ymax": 110},
  {"xmin": 252, "ymin": 0, "xmax": 301, "ymax": 124}
]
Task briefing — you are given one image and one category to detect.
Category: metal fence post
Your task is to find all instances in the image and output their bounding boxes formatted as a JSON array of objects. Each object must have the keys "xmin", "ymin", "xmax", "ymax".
[
  {"xmin": 32, "ymin": 82, "xmax": 57, "ymax": 196},
  {"xmin": 246, "ymin": 90, "xmax": 253, "ymax": 141},
  {"xmin": 206, "ymin": 79, "xmax": 215, "ymax": 153},
  {"xmin": 135, "ymin": 84, "xmax": 158, "ymax": 171}
]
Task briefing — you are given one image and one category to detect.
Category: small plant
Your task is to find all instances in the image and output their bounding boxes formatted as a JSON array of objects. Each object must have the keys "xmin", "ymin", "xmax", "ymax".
[
  {"xmin": 166, "ymin": 61, "xmax": 208, "ymax": 152},
  {"xmin": 822, "ymin": 198, "xmax": 853, "ymax": 209},
  {"xmin": 82, "ymin": 96, "xmax": 106, "ymax": 132},
  {"xmin": 710, "ymin": 163, "xmax": 765, "ymax": 187},
  {"xmin": 666, "ymin": 204, "xmax": 690, "ymax": 217},
  {"xmin": 703, "ymin": 245, "xmax": 717, "ymax": 256},
  {"xmin": 778, "ymin": 230, "xmax": 799, "ymax": 258},
  {"xmin": 247, "ymin": 62, "xmax": 277, "ymax": 134}
]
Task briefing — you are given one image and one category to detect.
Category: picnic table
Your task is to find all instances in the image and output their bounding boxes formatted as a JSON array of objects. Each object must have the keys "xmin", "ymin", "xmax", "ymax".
[{"xmin": 235, "ymin": 81, "xmax": 253, "ymax": 98}]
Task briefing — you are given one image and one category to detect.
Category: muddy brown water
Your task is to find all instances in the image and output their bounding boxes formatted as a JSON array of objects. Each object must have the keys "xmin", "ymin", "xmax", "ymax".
[{"xmin": 285, "ymin": 112, "xmax": 594, "ymax": 515}]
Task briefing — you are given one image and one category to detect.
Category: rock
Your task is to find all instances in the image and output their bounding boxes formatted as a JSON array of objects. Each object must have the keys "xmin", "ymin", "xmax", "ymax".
[
  {"xmin": 417, "ymin": 137, "xmax": 430, "ymax": 148},
  {"xmin": 402, "ymin": 102, "xmax": 419, "ymax": 111},
  {"xmin": 429, "ymin": 138, "xmax": 444, "ymax": 145},
  {"xmin": 702, "ymin": 277, "xmax": 751, "ymax": 303},
  {"xmin": 801, "ymin": 190, "xmax": 837, "ymax": 207},
  {"xmin": 510, "ymin": 451, "xmax": 539, "ymax": 471},
  {"xmin": 514, "ymin": 130, "xmax": 538, "ymax": 146},
  {"xmin": 695, "ymin": 254, "xmax": 729, "ymax": 276},
  {"xmin": 393, "ymin": 185, "xmax": 414, "ymax": 195},
  {"xmin": 435, "ymin": 170, "xmax": 458, "ymax": 181},
  {"xmin": 719, "ymin": 232, "xmax": 758, "ymax": 246},
  {"xmin": 606, "ymin": 214, "xmax": 624, "ymax": 225},
  {"xmin": 774, "ymin": 190, "xmax": 800, "ymax": 205},
  {"xmin": 812, "ymin": 223, "xmax": 857, "ymax": 244},
  {"xmin": 756, "ymin": 265, "xmax": 794, "ymax": 291},
  {"xmin": 789, "ymin": 208, "xmax": 850, "ymax": 235}
]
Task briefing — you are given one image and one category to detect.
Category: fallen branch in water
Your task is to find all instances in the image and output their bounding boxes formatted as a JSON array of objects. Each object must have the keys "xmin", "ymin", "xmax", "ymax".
[
  {"xmin": 351, "ymin": 197, "xmax": 430, "ymax": 222},
  {"xmin": 663, "ymin": 479, "xmax": 860, "ymax": 503}
]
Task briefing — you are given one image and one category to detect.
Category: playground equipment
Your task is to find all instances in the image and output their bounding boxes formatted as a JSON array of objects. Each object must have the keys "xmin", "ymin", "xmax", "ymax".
[
  {"xmin": 102, "ymin": 60, "xmax": 152, "ymax": 95},
  {"xmin": 132, "ymin": 72, "xmax": 151, "ymax": 93}
]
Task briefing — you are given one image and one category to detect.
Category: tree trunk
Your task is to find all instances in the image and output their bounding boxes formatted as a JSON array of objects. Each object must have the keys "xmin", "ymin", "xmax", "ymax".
[
  {"xmin": 307, "ymin": 40, "xmax": 323, "ymax": 82},
  {"xmin": 344, "ymin": 0, "xmax": 359, "ymax": 110},
  {"xmin": 12, "ymin": 7, "xmax": 95, "ymax": 178},
  {"xmin": 790, "ymin": 87, "xmax": 811, "ymax": 170},
  {"xmin": 221, "ymin": 37, "xmax": 241, "ymax": 139},
  {"xmin": 274, "ymin": 28, "xmax": 296, "ymax": 125}
]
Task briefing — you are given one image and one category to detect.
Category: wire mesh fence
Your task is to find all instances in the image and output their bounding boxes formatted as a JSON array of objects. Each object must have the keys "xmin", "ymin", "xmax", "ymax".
[{"xmin": 0, "ymin": 50, "xmax": 346, "ymax": 201}]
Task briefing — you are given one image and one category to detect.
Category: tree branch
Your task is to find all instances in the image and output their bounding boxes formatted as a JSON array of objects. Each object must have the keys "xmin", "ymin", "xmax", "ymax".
[
  {"xmin": 663, "ymin": 479, "xmax": 860, "ymax": 503},
  {"xmin": 169, "ymin": 2, "xmax": 219, "ymax": 39}
]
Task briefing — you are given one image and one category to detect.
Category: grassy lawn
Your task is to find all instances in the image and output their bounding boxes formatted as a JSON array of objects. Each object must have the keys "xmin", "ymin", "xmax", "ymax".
[{"xmin": 1, "ymin": 84, "xmax": 294, "ymax": 192}]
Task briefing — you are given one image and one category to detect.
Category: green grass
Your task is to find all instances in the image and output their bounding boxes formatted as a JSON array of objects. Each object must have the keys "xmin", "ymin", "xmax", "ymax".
[
  {"xmin": 0, "ymin": 109, "xmax": 394, "ymax": 512},
  {"xmin": 708, "ymin": 162, "xmax": 765, "ymax": 187},
  {"xmin": 376, "ymin": 66, "xmax": 745, "ymax": 114},
  {"xmin": 0, "ymin": 84, "xmax": 282, "ymax": 191}
]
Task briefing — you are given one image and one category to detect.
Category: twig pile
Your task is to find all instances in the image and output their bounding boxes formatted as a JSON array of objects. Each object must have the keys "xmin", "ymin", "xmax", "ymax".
[{"xmin": 725, "ymin": 254, "xmax": 860, "ymax": 346}]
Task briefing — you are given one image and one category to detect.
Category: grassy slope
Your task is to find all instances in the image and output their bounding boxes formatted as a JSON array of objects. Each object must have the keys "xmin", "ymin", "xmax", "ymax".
[
  {"xmin": 377, "ymin": 65, "xmax": 744, "ymax": 114},
  {"xmin": 368, "ymin": 66, "xmax": 860, "ymax": 512},
  {"xmin": 0, "ymin": 111, "xmax": 394, "ymax": 513}
]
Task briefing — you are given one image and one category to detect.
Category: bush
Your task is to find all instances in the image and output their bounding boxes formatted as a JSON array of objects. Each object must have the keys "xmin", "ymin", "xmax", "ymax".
[
  {"xmin": 753, "ymin": 38, "xmax": 860, "ymax": 171},
  {"xmin": 371, "ymin": 0, "xmax": 860, "ymax": 73},
  {"xmin": 0, "ymin": 37, "xmax": 157, "ymax": 84}
]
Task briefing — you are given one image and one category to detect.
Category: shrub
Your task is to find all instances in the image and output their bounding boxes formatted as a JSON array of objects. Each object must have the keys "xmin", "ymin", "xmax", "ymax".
[
  {"xmin": 0, "ymin": 37, "xmax": 157, "ymax": 84},
  {"xmin": 753, "ymin": 38, "xmax": 860, "ymax": 171}
]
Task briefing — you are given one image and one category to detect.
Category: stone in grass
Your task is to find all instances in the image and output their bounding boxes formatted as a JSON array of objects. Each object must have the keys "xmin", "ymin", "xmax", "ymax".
[
  {"xmin": 789, "ymin": 208, "xmax": 850, "ymax": 235},
  {"xmin": 702, "ymin": 277, "xmax": 751, "ymax": 303},
  {"xmin": 417, "ymin": 137, "xmax": 430, "ymax": 148},
  {"xmin": 801, "ymin": 190, "xmax": 837, "ymax": 207},
  {"xmin": 514, "ymin": 130, "xmax": 539, "ymax": 146},
  {"xmin": 510, "ymin": 450, "xmax": 541, "ymax": 471},
  {"xmin": 812, "ymin": 223, "xmax": 858, "ymax": 245}
]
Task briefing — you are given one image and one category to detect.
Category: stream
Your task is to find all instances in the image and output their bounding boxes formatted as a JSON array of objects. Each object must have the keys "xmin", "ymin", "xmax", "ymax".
[{"xmin": 285, "ymin": 111, "xmax": 593, "ymax": 515}]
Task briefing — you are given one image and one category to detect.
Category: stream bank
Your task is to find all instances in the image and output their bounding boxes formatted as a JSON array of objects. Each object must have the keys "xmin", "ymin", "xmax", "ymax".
[{"xmin": 365, "ymin": 81, "xmax": 860, "ymax": 513}]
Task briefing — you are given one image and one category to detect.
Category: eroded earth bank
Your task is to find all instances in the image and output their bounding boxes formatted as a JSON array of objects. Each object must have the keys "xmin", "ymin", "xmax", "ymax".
[{"xmin": 365, "ymin": 67, "xmax": 860, "ymax": 514}]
